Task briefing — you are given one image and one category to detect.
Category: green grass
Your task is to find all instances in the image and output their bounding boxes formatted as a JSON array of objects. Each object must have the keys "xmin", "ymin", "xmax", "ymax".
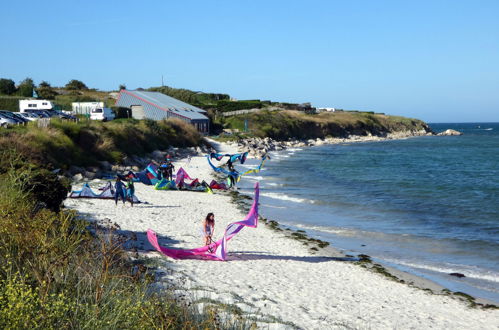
[
  {"xmin": 0, "ymin": 155, "xmax": 247, "ymax": 328},
  {"xmin": 216, "ymin": 110, "xmax": 431, "ymax": 140},
  {"xmin": 0, "ymin": 118, "xmax": 203, "ymax": 170}
]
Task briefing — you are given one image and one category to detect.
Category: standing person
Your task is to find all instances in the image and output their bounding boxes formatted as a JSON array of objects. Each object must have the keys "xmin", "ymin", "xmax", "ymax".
[
  {"xmin": 203, "ymin": 213, "xmax": 215, "ymax": 248},
  {"xmin": 226, "ymin": 158, "xmax": 235, "ymax": 172},
  {"xmin": 126, "ymin": 177, "xmax": 135, "ymax": 207},
  {"xmin": 114, "ymin": 177, "xmax": 126, "ymax": 206},
  {"xmin": 166, "ymin": 159, "xmax": 175, "ymax": 181}
]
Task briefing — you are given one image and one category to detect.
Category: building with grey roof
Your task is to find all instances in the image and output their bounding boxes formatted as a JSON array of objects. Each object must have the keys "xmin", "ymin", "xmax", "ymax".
[{"xmin": 115, "ymin": 90, "xmax": 209, "ymax": 133}]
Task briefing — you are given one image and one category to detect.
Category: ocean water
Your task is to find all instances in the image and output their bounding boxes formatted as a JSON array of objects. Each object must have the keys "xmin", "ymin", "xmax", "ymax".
[{"xmin": 237, "ymin": 122, "xmax": 499, "ymax": 303}]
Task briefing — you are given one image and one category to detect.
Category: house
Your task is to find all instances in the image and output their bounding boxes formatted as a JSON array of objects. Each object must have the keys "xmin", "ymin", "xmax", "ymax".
[{"xmin": 115, "ymin": 90, "xmax": 210, "ymax": 133}]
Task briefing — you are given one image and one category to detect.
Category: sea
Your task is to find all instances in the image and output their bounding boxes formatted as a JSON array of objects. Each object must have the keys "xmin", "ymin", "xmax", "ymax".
[{"xmin": 236, "ymin": 122, "xmax": 499, "ymax": 303}]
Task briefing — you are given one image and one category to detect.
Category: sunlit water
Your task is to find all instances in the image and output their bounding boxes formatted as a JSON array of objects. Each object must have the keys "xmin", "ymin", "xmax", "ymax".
[{"xmin": 237, "ymin": 122, "xmax": 499, "ymax": 303}]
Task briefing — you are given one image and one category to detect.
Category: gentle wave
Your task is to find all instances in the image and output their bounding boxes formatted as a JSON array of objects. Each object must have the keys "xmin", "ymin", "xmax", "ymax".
[
  {"xmin": 245, "ymin": 176, "xmax": 264, "ymax": 181},
  {"xmin": 260, "ymin": 192, "xmax": 315, "ymax": 204},
  {"xmin": 383, "ymin": 258, "xmax": 499, "ymax": 284}
]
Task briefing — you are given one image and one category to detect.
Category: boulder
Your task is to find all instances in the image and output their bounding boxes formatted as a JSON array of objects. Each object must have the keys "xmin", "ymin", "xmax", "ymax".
[
  {"xmin": 72, "ymin": 173, "xmax": 83, "ymax": 181},
  {"xmin": 84, "ymin": 171, "xmax": 98, "ymax": 180},
  {"xmin": 69, "ymin": 165, "xmax": 85, "ymax": 175},
  {"xmin": 437, "ymin": 129, "xmax": 462, "ymax": 136},
  {"xmin": 99, "ymin": 161, "xmax": 112, "ymax": 171},
  {"xmin": 449, "ymin": 272, "xmax": 465, "ymax": 278}
]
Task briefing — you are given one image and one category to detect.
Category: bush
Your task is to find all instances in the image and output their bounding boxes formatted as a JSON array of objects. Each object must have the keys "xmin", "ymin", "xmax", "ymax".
[
  {"xmin": 0, "ymin": 162, "xmax": 247, "ymax": 328},
  {"xmin": 0, "ymin": 118, "xmax": 203, "ymax": 170},
  {"xmin": 17, "ymin": 78, "xmax": 35, "ymax": 97},
  {"xmin": 65, "ymin": 79, "xmax": 88, "ymax": 91},
  {"xmin": 216, "ymin": 100, "xmax": 263, "ymax": 112},
  {"xmin": 0, "ymin": 96, "xmax": 23, "ymax": 111},
  {"xmin": 0, "ymin": 78, "xmax": 16, "ymax": 95}
]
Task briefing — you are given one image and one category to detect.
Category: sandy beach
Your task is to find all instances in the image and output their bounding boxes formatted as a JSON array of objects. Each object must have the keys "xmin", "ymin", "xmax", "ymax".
[{"xmin": 65, "ymin": 142, "xmax": 499, "ymax": 329}]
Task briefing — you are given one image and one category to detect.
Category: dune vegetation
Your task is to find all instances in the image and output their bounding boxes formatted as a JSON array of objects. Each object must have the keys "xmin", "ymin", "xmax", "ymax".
[
  {"xmin": 0, "ymin": 118, "xmax": 203, "ymax": 170},
  {"xmin": 217, "ymin": 110, "xmax": 431, "ymax": 140},
  {"xmin": 0, "ymin": 151, "xmax": 244, "ymax": 329}
]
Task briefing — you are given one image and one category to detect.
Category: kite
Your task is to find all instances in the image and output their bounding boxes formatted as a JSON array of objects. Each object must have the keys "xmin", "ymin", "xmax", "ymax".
[
  {"xmin": 147, "ymin": 182, "xmax": 259, "ymax": 261},
  {"xmin": 69, "ymin": 182, "xmax": 141, "ymax": 203},
  {"xmin": 210, "ymin": 152, "xmax": 249, "ymax": 164}
]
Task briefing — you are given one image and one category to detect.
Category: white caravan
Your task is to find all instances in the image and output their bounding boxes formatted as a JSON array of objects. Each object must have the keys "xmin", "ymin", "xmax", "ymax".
[
  {"xmin": 72, "ymin": 102, "xmax": 105, "ymax": 115},
  {"xmin": 90, "ymin": 108, "xmax": 115, "ymax": 121},
  {"xmin": 19, "ymin": 99, "xmax": 55, "ymax": 112}
]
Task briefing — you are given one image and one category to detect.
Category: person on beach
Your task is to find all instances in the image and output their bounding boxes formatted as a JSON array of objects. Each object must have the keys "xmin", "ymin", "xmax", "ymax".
[
  {"xmin": 126, "ymin": 177, "xmax": 135, "ymax": 207},
  {"xmin": 166, "ymin": 159, "xmax": 175, "ymax": 181},
  {"xmin": 203, "ymin": 213, "xmax": 215, "ymax": 247},
  {"xmin": 226, "ymin": 158, "xmax": 235, "ymax": 172},
  {"xmin": 227, "ymin": 174, "xmax": 236, "ymax": 188},
  {"xmin": 114, "ymin": 177, "xmax": 126, "ymax": 205}
]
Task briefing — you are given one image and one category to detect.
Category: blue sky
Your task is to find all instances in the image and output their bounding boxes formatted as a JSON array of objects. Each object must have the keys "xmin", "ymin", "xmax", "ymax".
[{"xmin": 1, "ymin": 0, "xmax": 498, "ymax": 122}]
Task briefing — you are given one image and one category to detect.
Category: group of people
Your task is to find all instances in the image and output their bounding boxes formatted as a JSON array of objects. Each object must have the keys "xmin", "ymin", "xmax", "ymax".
[
  {"xmin": 114, "ymin": 176, "xmax": 135, "ymax": 206},
  {"xmin": 114, "ymin": 154, "xmax": 217, "ymax": 249},
  {"xmin": 159, "ymin": 158, "xmax": 175, "ymax": 181}
]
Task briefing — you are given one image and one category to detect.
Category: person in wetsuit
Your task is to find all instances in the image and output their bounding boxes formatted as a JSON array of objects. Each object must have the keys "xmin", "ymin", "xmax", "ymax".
[{"xmin": 114, "ymin": 177, "xmax": 126, "ymax": 205}]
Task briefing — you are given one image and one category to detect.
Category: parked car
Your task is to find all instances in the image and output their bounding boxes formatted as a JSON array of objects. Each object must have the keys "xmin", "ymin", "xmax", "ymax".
[
  {"xmin": 90, "ymin": 108, "xmax": 115, "ymax": 121},
  {"xmin": 15, "ymin": 112, "xmax": 39, "ymax": 121},
  {"xmin": 52, "ymin": 111, "xmax": 77, "ymax": 120},
  {"xmin": 24, "ymin": 109, "xmax": 51, "ymax": 118},
  {"xmin": 0, "ymin": 112, "xmax": 18, "ymax": 127},
  {"xmin": 9, "ymin": 112, "xmax": 30, "ymax": 123},
  {"xmin": 0, "ymin": 110, "xmax": 27, "ymax": 124}
]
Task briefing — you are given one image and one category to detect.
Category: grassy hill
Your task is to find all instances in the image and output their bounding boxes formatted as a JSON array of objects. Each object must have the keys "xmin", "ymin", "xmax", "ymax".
[
  {"xmin": 217, "ymin": 110, "xmax": 431, "ymax": 140},
  {"xmin": 0, "ymin": 118, "xmax": 202, "ymax": 170}
]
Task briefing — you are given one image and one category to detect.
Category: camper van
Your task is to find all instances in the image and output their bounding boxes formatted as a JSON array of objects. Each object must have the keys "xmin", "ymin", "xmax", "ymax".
[
  {"xmin": 90, "ymin": 108, "xmax": 115, "ymax": 121},
  {"xmin": 19, "ymin": 99, "xmax": 55, "ymax": 113}
]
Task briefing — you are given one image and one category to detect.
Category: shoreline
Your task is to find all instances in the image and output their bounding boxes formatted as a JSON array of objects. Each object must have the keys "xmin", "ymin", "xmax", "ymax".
[
  {"xmin": 65, "ymin": 141, "xmax": 499, "ymax": 328},
  {"xmin": 233, "ymin": 187, "xmax": 498, "ymax": 308},
  {"xmin": 224, "ymin": 135, "xmax": 499, "ymax": 307}
]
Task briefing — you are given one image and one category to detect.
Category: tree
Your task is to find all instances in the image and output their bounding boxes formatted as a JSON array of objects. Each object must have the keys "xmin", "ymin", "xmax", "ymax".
[
  {"xmin": 36, "ymin": 81, "xmax": 58, "ymax": 99},
  {"xmin": 0, "ymin": 78, "xmax": 16, "ymax": 95},
  {"xmin": 119, "ymin": 84, "xmax": 126, "ymax": 91},
  {"xmin": 17, "ymin": 77, "xmax": 35, "ymax": 97},
  {"xmin": 65, "ymin": 79, "xmax": 88, "ymax": 90},
  {"xmin": 38, "ymin": 81, "xmax": 51, "ymax": 88}
]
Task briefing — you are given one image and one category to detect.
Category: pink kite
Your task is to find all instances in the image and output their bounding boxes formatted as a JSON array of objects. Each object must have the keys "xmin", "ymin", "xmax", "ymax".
[
  {"xmin": 175, "ymin": 167, "xmax": 192, "ymax": 185},
  {"xmin": 147, "ymin": 182, "xmax": 259, "ymax": 261}
]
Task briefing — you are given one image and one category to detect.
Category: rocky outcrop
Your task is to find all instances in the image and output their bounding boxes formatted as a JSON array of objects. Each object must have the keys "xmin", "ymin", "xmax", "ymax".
[
  {"xmin": 229, "ymin": 129, "xmax": 433, "ymax": 158},
  {"xmin": 437, "ymin": 129, "xmax": 462, "ymax": 136},
  {"xmin": 67, "ymin": 144, "xmax": 211, "ymax": 181}
]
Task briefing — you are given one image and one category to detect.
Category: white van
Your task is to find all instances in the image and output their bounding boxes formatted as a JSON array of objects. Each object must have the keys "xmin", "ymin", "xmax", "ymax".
[{"xmin": 90, "ymin": 108, "xmax": 115, "ymax": 121}]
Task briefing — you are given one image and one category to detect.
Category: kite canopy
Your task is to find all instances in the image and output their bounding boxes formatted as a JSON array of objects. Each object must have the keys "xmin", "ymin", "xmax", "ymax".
[
  {"xmin": 69, "ymin": 182, "xmax": 141, "ymax": 203},
  {"xmin": 209, "ymin": 180, "xmax": 228, "ymax": 190},
  {"xmin": 69, "ymin": 183, "xmax": 100, "ymax": 198},
  {"xmin": 147, "ymin": 182, "xmax": 259, "ymax": 261},
  {"xmin": 133, "ymin": 163, "xmax": 160, "ymax": 185},
  {"xmin": 210, "ymin": 152, "xmax": 249, "ymax": 164},
  {"xmin": 154, "ymin": 179, "xmax": 177, "ymax": 190},
  {"xmin": 206, "ymin": 156, "xmax": 240, "ymax": 178},
  {"xmin": 206, "ymin": 155, "xmax": 267, "ymax": 184}
]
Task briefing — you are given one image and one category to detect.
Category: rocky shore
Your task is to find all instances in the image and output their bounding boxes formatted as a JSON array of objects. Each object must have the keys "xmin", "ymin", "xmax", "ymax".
[
  {"xmin": 69, "ymin": 145, "xmax": 211, "ymax": 182},
  {"xmin": 230, "ymin": 129, "xmax": 434, "ymax": 158},
  {"xmin": 68, "ymin": 127, "xmax": 463, "ymax": 180}
]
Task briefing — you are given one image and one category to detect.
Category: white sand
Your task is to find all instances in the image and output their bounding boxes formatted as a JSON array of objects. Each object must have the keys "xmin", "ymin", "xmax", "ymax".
[{"xmin": 65, "ymin": 143, "xmax": 499, "ymax": 329}]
